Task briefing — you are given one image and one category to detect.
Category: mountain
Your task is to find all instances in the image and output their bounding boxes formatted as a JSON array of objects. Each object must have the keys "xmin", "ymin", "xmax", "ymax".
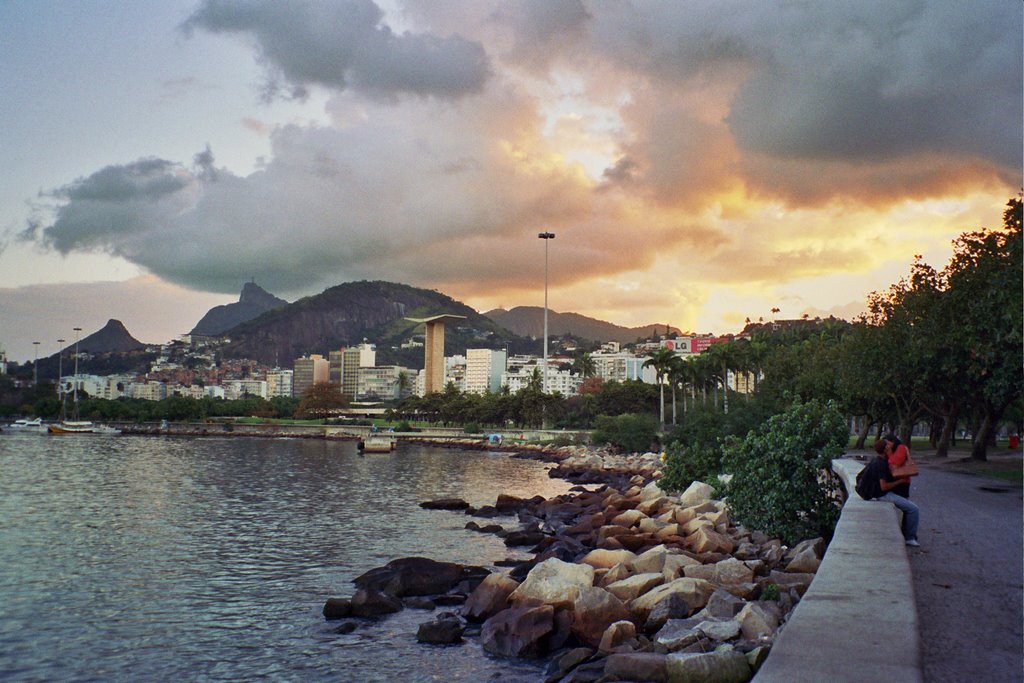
[
  {"xmin": 484, "ymin": 306, "xmax": 681, "ymax": 345},
  {"xmin": 219, "ymin": 281, "xmax": 525, "ymax": 367},
  {"xmin": 191, "ymin": 282, "xmax": 288, "ymax": 336},
  {"xmin": 76, "ymin": 319, "xmax": 146, "ymax": 354}
]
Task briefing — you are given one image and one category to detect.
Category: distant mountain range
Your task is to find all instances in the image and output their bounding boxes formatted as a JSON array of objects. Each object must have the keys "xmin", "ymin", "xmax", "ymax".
[
  {"xmin": 191, "ymin": 281, "xmax": 288, "ymax": 336},
  {"xmin": 485, "ymin": 307, "xmax": 681, "ymax": 345},
  {"xmin": 49, "ymin": 281, "xmax": 683, "ymax": 371}
]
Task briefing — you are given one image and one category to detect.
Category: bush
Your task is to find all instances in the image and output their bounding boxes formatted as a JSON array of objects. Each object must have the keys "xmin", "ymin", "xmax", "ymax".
[
  {"xmin": 591, "ymin": 413, "xmax": 660, "ymax": 453},
  {"xmin": 724, "ymin": 399, "xmax": 847, "ymax": 544},
  {"xmin": 659, "ymin": 439, "xmax": 730, "ymax": 493}
]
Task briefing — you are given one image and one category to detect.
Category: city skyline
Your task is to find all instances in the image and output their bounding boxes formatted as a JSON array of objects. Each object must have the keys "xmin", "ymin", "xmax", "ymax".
[{"xmin": 1, "ymin": 0, "xmax": 1020, "ymax": 362}]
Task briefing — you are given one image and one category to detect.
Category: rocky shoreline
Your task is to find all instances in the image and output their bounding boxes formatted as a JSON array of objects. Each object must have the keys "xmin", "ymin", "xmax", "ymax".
[{"xmin": 323, "ymin": 443, "xmax": 826, "ymax": 683}]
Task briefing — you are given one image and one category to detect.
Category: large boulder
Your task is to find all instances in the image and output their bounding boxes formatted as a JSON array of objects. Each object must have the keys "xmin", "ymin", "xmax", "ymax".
[
  {"xmin": 605, "ymin": 572, "xmax": 666, "ymax": 602},
  {"xmin": 678, "ymin": 481, "xmax": 716, "ymax": 507},
  {"xmin": 462, "ymin": 573, "xmax": 519, "ymax": 622},
  {"xmin": 509, "ymin": 558, "xmax": 595, "ymax": 608},
  {"xmin": 571, "ymin": 586, "xmax": 633, "ymax": 647},
  {"xmin": 419, "ymin": 498, "xmax": 470, "ymax": 510},
  {"xmin": 785, "ymin": 545, "xmax": 822, "ymax": 573},
  {"xmin": 737, "ymin": 601, "xmax": 781, "ymax": 641},
  {"xmin": 666, "ymin": 648, "xmax": 751, "ymax": 683},
  {"xmin": 644, "ymin": 592, "xmax": 693, "ymax": 632},
  {"xmin": 480, "ymin": 605, "xmax": 556, "ymax": 658},
  {"xmin": 656, "ymin": 617, "xmax": 741, "ymax": 651},
  {"xmin": 605, "ymin": 652, "xmax": 669, "ymax": 682},
  {"xmin": 630, "ymin": 578, "xmax": 715, "ymax": 621},
  {"xmin": 580, "ymin": 548, "xmax": 638, "ymax": 570},
  {"xmin": 686, "ymin": 527, "xmax": 736, "ymax": 555},
  {"xmin": 611, "ymin": 509, "xmax": 646, "ymax": 527},
  {"xmin": 598, "ymin": 619, "xmax": 638, "ymax": 653},
  {"xmin": 683, "ymin": 557, "xmax": 754, "ymax": 586},
  {"xmin": 353, "ymin": 557, "xmax": 471, "ymax": 597},
  {"xmin": 322, "ymin": 597, "xmax": 352, "ymax": 620}
]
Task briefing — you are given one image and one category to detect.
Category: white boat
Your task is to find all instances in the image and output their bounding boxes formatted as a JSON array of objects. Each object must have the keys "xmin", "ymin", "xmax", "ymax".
[
  {"xmin": 10, "ymin": 418, "xmax": 44, "ymax": 430},
  {"xmin": 48, "ymin": 420, "xmax": 121, "ymax": 435}
]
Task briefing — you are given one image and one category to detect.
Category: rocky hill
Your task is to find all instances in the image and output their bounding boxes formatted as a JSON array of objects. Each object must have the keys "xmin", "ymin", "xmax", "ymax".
[
  {"xmin": 191, "ymin": 282, "xmax": 288, "ymax": 336},
  {"xmin": 75, "ymin": 319, "xmax": 147, "ymax": 354},
  {"xmin": 219, "ymin": 281, "xmax": 526, "ymax": 367},
  {"xmin": 484, "ymin": 306, "xmax": 680, "ymax": 345}
]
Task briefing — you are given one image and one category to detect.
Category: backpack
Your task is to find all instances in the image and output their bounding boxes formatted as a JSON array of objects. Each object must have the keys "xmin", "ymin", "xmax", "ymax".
[{"xmin": 855, "ymin": 464, "xmax": 879, "ymax": 500}]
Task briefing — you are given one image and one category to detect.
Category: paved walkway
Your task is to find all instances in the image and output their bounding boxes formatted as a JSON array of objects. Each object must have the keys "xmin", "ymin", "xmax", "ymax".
[{"xmin": 907, "ymin": 460, "xmax": 1023, "ymax": 683}]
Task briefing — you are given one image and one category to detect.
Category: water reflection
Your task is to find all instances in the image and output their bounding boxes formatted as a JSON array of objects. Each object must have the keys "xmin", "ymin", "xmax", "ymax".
[{"xmin": 0, "ymin": 434, "xmax": 570, "ymax": 681}]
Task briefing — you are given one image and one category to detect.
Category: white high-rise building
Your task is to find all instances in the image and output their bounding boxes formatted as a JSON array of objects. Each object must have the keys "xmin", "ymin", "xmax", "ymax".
[{"xmin": 465, "ymin": 349, "xmax": 507, "ymax": 394}]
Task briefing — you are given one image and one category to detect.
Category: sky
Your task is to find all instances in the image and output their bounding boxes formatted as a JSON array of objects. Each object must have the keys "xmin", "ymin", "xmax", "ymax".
[{"xmin": 0, "ymin": 0, "xmax": 1020, "ymax": 362}]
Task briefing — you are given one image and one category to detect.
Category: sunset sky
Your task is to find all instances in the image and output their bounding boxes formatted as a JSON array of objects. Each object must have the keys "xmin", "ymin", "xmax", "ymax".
[{"xmin": 1, "ymin": 0, "xmax": 1020, "ymax": 362}]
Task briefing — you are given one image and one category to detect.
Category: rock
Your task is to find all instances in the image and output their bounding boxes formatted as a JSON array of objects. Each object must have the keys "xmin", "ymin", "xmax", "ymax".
[
  {"xmin": 640, "ymin": 480, "xmax": 665, "ymax": 501},
  {"xmin": 416, "ymin": 612, "xmax": 465, "ymax": 644},
  {"xmin": 420, "ymin": 498, "xmax": 470, "ymax": 510},
  {"xmin": 686, "ymin": 526, "xmax": 736, "ymax": 554},
  {"xmin": 666, "ymin": 648, "xmax": 751, "ymax": 683},
  {"xmin": 598, "ymin": 619, "xmax": 638, "ymax": 653},
  {"xmin": 644, "ymin": 592, "xmax": 692, "ymax": 632},
  {"xmin": 611, "ymin": 509, "xmax": 645, "ymax": 527},
  {"xmin": 637, "ymin": 495, "xmax": 670, "ymax": 516},
  {"xmin": 605, "ymin": 652, "xmax": 669, "ymax": 682},
  {"xmin": 600, "ymin": 561, "xmax": 633, "ymax": 587},
  {"xmin": 572, "ymin": 586, "xmax": 633, "ymax": 646},
  {"xmin": 433, "ymin": 593, "xmax": 467, "ymax": 606},
  {"xmin": 767, "ymin": 570, "xmax": 815, "ymax": 596},
  {"xmin": 323, "ymin": 597, "xmax": 352, "ymax": 620},
  {"xmin": 747, "ymin": 645, "xmax": 771, "ymax": 672},
  {"xmin": 580, "ymin": 548, "xmax": 638, "ymax": 570},
  {"xmin": 605, "ymin": 572, "xmax": 666, "ymax": 602},
  {"xmin": 350, "ymin": 588, "xmax": 403, "ymax": 617},
  {"xmin": 630, "ymin": 544, "xmax": 671, "ymax": 574},
  {"xmin": 333, "ymin": 621, "xmax": 358, "ymax": 634},
  {"xmin": 481, "ymin": 605, "xmax": 556, "ymax": 658},
  {"xmin": 543, "ymin": 647, "xmax": 595, "ymax": 683},
  {"xmin": 495, "ymin": 493, "xmax": 528, "ymax": 514},
  {"xmin": 656, "ymin": 617, "xmax": 740, "ymax": 650},
  {"xmin": 678, "ymin": 481, "xmax": 716, "ymax": 507},
  {"xmin": 629, "ymin": 578, "xmax": 715, "ymax": 621},
  {"xmin": 463, "ymin": 572, "xmax": 520, "ymax": 622},
  {"xmin": 786, "ymin": 536, "xmax": 825, "ymax": 561},
  {"xmin": 684, "ymin": 557, "xmax": 754, "ymax": 586},
  {"xmin": 403, "ymin": 596, "xmax": 436, "ymax": 610},
  {"xmin": 785, "ymin": 545, "xmax": 821, "ymax": 573},
  {"xmin": 702, "ymin": 589, "xmax": 746, "ymax": 618},
  {"xmin": 510, "ymin": 558, "xmax": 596, "ymax": 609},
  {"xmin": 465, "ymin": 521, "xmax": 504, "ymax": 534},
  {"xmin": 737, "ymin": 602, "xmax": 781, "ymax": 641},
  {"xmin": 505, "ymin": 530, "xmax": 547, "ymax": 546},
  {"xmin": 353, "ymin": 557, "xmax": 471, "ymax": 597}
]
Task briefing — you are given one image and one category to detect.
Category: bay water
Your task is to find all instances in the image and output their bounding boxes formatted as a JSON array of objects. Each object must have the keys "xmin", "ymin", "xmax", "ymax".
[{"xmin": 0, "ymin": 432, "xmax": 575, "ymax": 682}]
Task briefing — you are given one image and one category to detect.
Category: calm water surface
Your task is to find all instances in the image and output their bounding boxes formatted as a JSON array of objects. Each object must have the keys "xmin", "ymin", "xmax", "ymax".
[{"xmin": 0, "ymin": 433, "xmax": 574, "ymax": 682}]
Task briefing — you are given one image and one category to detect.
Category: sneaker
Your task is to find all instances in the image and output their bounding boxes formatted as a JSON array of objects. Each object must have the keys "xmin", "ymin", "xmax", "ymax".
[{"xmin": 905, "ymin": 539, "xmax": 920, "ymax": 547}]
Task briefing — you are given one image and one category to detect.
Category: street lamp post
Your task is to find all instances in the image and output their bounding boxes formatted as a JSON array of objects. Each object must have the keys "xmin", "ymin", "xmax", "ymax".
[
  {"xmin": 57, "ymin": 338, "xmax": 66, "ymax": 420},
  {"xmin": 32, "ymin": 341, "xmax": 40, "ymax": 387},
  {"xmin": 538, "ymin": 232, "xmax": 555, "ymax": 395},
  {"xmin": 72, "ymin": 327, "xmax": 82, "ymax": 419}
]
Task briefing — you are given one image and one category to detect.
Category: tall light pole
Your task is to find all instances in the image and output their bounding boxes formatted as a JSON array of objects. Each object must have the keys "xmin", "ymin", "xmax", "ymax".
[
  {"xmin": 57, "ymin": 338, "xmax": 66, "ymax": 419},
  {"xmin": 538, "ymin": 232, "xmax": 555, "ymax": 395},
  {"xmin": 32, "ymin": 341, "xmax": 40, "ymax": 387},
  {"xmin": 72, "ymin": 327, "xmax": 82, "ymax": 419}
]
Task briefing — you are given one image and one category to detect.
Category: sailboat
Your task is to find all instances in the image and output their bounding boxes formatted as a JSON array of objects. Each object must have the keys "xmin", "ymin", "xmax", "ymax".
[{"xmin": 47, "ymin": 333, "xmax": 120, "ymax": 435}]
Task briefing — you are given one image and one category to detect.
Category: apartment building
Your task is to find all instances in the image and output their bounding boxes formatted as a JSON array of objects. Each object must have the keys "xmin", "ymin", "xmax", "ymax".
[
  {"xmin": 293, "ymin": 354, "xmax": 329, "ymax": 398},
  {"xmin": 266, "ymin": 369, "xmax": 293, "ymax": 398},
  {"xmin": 465, "ymin": 348, "xmax": 507, "ymax": 394}
]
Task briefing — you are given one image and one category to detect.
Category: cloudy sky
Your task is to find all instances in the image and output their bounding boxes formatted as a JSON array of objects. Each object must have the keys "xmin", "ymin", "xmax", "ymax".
[{"xmin": 1, "ymin": 0, "xmax": 1020, "ymax": 361}]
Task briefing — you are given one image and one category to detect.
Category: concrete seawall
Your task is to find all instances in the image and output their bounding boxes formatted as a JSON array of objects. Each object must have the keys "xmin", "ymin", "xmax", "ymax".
[{"xmin": 754, "ymin": 458, "xmax": 923, "ymax": 682}]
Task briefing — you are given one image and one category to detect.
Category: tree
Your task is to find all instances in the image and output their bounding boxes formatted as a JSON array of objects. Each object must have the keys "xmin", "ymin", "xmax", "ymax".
[
  {"xmin": 572, "ymin": 352, "xmax": 597, "ymax": 379},
  {"xmin": 643, "ymin": 347, "xmax": 677, "ymax": 427},
  {"xmin": 294, "ymin": 383, "xmax": 349, "ymax": 420}
]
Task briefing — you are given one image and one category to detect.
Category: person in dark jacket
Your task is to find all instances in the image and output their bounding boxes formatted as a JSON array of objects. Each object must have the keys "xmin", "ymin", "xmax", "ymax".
[{"xmin": 861, "ymin": 443, "xmax": 920, "ymax": 547}]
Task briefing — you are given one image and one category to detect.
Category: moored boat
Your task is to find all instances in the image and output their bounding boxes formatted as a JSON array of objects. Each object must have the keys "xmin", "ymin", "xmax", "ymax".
[
  {"xmin": 10, "ymin": 418, "xmax": 45, "ymax": 430},
  {"xmin": 48, "ymin": 421, "xmax": 121, "ymax": 435}
]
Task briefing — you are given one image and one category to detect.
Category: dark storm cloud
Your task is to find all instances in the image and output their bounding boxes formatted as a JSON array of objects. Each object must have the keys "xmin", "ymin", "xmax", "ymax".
[
  {"xmin": 181, "ymin": 0, "xmax": 492, "ymax": 100},
  {"xmin": 585, "ymin": 0, "xmax": 1021, "ymax": 174}
]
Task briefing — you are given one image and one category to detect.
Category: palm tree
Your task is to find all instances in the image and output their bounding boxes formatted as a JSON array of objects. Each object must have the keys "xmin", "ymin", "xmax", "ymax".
[
  {"xmin": 572, "ymin": 352, "xmax": 597, "ymax": 379},
  {"xmin": 643, "ymin": 347, "xmax": 677, "ymax": 427},
  {"xmin": 667, "ymin": 355, "xmax": 694, "ymax": 425}
]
